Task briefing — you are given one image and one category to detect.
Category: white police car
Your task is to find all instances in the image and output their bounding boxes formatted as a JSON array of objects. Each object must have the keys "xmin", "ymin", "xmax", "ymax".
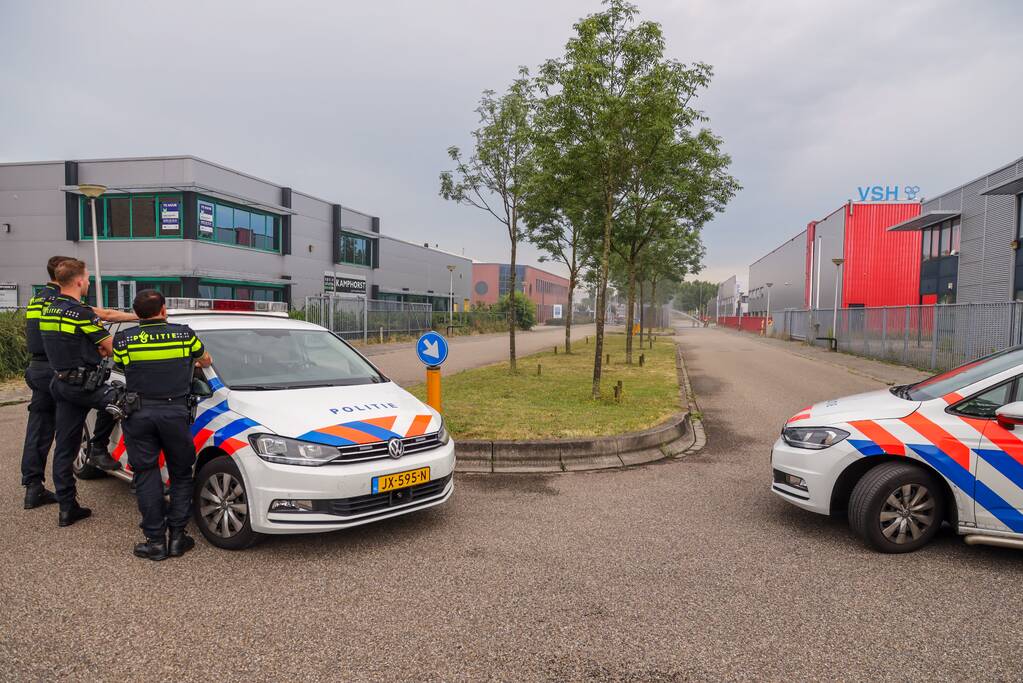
[
  {"xmin": 76, "ymin": 298, "xmax": 455, "ymax": 550},
  {"xmin": 772, "ymin": 346, "xmax": 1023, "ymax": 553}
]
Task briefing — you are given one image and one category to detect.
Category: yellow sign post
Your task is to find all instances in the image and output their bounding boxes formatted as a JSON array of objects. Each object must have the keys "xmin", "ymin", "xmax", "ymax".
[{"xmin": 426, "ymin": 366, "xmax": 442, "ymax": 413}]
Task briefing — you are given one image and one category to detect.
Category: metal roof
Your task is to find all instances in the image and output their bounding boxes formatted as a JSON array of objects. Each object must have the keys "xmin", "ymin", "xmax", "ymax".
[
  {"xmin": 886, "ymin": 210, "xmax": 960, "ymax": 232},
  {"xmin": 980, "ymin": 172, "xmax": 1023, "ymax": 197}
]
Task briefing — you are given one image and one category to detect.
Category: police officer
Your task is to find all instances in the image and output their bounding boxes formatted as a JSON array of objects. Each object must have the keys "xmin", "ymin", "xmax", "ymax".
[
  {"xmin": 21, "ymin": 256, "xmax": 136, "ymax": 510},
  {"xmin": 41, "ymin": 258, "xmax": 133, "ymax": 526},
  {"xmin": 114, "ymin": 289, "xmax": 211, "ymax": 561}
]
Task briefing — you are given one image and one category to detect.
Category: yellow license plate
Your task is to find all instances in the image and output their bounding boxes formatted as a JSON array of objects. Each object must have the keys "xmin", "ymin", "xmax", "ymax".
[{"xmin": 372, "ymin": 467, "xmax": 430, "ymax": 494}]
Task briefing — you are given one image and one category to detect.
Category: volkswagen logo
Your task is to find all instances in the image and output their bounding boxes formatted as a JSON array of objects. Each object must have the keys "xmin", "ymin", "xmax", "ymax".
[{"xmin": 387, "ymin": 438, "xmax": 405, "ymax": 459}]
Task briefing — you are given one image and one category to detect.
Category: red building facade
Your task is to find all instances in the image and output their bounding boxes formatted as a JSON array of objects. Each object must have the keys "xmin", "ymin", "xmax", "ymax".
[{"xmin": 471, "ymin": 263, "xmax": 570, "ymax": 323}]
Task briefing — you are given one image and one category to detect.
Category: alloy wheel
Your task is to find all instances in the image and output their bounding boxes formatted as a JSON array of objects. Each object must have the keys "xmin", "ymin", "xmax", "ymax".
[
  {"xmin": 879, "ymin": 483, "xmax": 935, "ymax": 544},
  {"xmin": 199, "ymin": 472, "xmax": 248, "ymax": 538}
]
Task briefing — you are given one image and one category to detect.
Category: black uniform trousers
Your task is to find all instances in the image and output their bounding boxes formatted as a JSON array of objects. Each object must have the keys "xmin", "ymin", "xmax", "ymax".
[
  {"xmin": 122, "ymin": 403, "xmax": 196, "ymax": 539},
  {"xmin": 21, "ymin": 361, "xmax": 55, "ymax": 487},
  {"xmin": 49, "ymin": 379, "xmax": 118, "ymax": 509}
]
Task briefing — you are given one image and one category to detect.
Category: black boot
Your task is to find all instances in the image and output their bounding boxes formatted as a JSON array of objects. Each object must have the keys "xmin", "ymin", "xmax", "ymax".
[
  {"xmin": 168, "ymin": 529, "xmax": 196, "ymax": 557},
  {"xmin": 87, "ymin": 445, "xmax": 121, "ymax": 471},
  {"xmin": 134, "ymin": 537, "xmax": 168, "ymax": 561},
  {"xmin": 24, "ymin": 483, "xmax": 58, "ymax": 509},
  {"xmin": 58, "ymin": 504, "xmax": 92, "ymax": 527}
]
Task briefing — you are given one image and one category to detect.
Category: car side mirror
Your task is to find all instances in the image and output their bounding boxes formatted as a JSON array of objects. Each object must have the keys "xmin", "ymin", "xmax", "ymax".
[
  {"xmin": 995, "ymin": 401, "xmax": 1023, "ymax": 430},
  {"xmin": 190, "ymin": 378, "xmax": 214, "ymax": 398}
]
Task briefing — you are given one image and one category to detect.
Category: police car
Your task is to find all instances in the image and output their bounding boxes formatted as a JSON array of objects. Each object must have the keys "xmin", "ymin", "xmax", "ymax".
[
  {"xmin": 772, "ymin": 346, "xmax": 1023, "ymax": 553},
  {"xmin": 75, "ymin": 298, "xmax": 455, "ymax": 550}
]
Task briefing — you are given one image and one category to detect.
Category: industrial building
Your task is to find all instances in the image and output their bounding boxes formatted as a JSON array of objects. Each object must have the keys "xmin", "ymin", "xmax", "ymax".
[
  {"xmin": 747, "ymin": 201, "xmax": 921, "ymax": 318},
  {"xmin": 471, "ymin": 262, "xmax": 570, "ymax": 324},
  {"xmin": 0, "ymin": 156, "xmax": 472, "ymax": 311},
  {"xmin": 888, "ymin": 154, "xmax": 1023, "ymax": 304}
]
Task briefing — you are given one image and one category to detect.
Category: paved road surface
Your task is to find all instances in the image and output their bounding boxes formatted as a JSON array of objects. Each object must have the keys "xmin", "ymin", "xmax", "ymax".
[
  {"xmin": 2, "ymin": 326, "xmax": 1021, "ymax": 680},
  {"xmin": 365, "ymin": 324, "xmax": 596, "ymax": 386}
]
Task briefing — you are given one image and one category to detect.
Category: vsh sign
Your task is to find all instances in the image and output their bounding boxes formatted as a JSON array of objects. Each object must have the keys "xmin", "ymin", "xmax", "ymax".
[{"xmin": 856, "ymin": 185, "xmax": 921, "ymax": 202}]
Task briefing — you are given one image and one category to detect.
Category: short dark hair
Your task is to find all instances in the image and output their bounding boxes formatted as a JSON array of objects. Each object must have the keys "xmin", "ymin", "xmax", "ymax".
[
  {"xmin": 133, "ymin": 289, "xmax": 166, "ymax": 319},
  {"xmin": 54, "ymin": 258, "xmax": 87, "ymax": 286},
  {"xmin": 46, "ymin": 255, "xmax": 73, "ymax": 280}
]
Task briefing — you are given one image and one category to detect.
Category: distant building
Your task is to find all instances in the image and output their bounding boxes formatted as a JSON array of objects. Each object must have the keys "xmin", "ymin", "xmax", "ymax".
[{"xmin": 471, "ymin": 262, "xmax": 569, "ymax": 323}]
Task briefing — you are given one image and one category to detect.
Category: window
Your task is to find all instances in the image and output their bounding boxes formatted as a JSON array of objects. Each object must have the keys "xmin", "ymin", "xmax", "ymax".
[
  {"xmin": 79, "ymin": 194, "xmax": 182, "ymax": 239},
  {"xmin": 338, "ymin": 231, "xmax": 371, "ymax": 267},
  {"xmin": 199, "ymin": 196, "xmax": 279, "ymax": 253},
  {"xmin": 940, "ymin": 223, "xmax": 952, "ymax": 256},
  {"xmin": 906, "ymin": 348, "xmax": 1023, "ymax": 401},
  {"xmin": 955, "ymin": 380, "xmax": 1017, "ymax": 419},
  {"xmin": 922, "ymin": 220, "xmax": 962, "ymax": 261},
  {"xmin": 198, "ymin": 281, "xmax": 283, "ymax": 302},
  {"xmin": 951, "ymin": 218, "xmax": 961, "ymax": 254}
]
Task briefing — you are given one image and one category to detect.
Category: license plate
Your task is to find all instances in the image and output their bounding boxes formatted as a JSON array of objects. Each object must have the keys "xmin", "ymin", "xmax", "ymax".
[{"xmin": 372, "ymin": 467, "xmax": 430, "ymax": 494}]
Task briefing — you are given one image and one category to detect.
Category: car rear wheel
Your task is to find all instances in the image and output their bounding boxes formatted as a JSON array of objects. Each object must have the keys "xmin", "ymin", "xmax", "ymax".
[
  {"xmin": 849, "ymin": 462, "xmax": 944, "ymax": 553},
  {"xmin": 73, "ymin": 427, "xmax": 106, "ymax": 480},
  {"xmin": 193, "ymin": 456, "xmax": 259, "ymax": 550}
]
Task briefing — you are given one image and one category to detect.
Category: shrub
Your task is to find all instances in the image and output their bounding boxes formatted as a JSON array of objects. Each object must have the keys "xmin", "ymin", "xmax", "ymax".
[
  {"xmin": 496, "ymin": 292, "xmax": 536, "ymax": 331},
  {"xmin": 0, "ymin": 310, "xmax": 28, "ymax": 380}
]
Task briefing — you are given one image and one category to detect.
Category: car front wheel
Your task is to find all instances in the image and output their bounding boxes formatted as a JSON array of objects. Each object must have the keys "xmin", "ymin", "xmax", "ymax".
[
  {"xmin": 849, "ymin": 462, "xmax": 945, "ymax": 553},
  {"xmin": 193, "ymin": 456, "xmax": 259, "ymax": 550}
]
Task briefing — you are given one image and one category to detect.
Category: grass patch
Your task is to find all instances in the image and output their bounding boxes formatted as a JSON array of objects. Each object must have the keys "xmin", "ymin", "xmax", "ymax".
[{"xmin": 407, "ymin": 335, "xmax": 680, "ymax": 440}]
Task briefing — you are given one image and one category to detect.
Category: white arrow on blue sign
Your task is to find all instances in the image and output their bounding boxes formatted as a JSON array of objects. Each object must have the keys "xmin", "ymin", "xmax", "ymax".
[{"xmin": 416, "ymin": 331, "xmax": 449, "ymax": 367}]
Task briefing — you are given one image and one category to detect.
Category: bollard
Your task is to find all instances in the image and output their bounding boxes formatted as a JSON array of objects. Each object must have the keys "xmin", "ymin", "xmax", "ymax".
[
  {"xmin": 639, "ymin": 353, "xmax": 645, "ymax": 367},
  {"xmin": 586, "ymin": 336, "xmax": 589, "ymax": 344},
  {"xmin": 379, "ymin": 326, "xmax": 384, "ymax": 344},
  {"xmin": 554, "ymin": 346, "xmax": 558, "ymax": 355},
  {"xmin": 606, "ymin": 353, "xmax": 610, "ymax": 365},
  {"xmin": 615, "ymin": 380, "xmax": 623, "ymax": 402},
  {"xmin": 426, "ymin": 366, "xmax": 442, "ymax": 413},
  {"xmin": 537, "ymin": 363, "xmax": 542, "ymax": 376}
]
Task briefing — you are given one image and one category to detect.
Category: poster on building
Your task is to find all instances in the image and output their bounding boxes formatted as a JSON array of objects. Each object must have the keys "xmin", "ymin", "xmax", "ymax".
[
  {"xmin": 323, "ymin": 271, "xmax": 367, "ymax": 295},
  {"xmin": 198, "ymin": 201, "xmax": 214, "ymax": 236},
  {"xmin": 552, "ymin": 304, "xmax": 563, "ymax": 319},
  {"xmin": 0, "ymin": 283, "xmax": 16, "ymax": 311},
  {"xmin": 160, "ymin": 201, "xmax": 180, "ymax": 233}
]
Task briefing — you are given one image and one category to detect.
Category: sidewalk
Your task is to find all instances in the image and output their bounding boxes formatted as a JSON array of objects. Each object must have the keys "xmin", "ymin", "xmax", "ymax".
[{"xmin": 0, "ymin": 378, "xmax": 28, "ymax": 406}]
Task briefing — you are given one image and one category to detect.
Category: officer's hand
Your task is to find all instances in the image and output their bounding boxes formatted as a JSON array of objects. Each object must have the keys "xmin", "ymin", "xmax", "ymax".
[
  {"xmin": 98, "ymin": 337, "xmax": 114, "ymax": 358},
  {"xmin": 195, "ymin": 352, "xmax": 213, "ymax": 369}
]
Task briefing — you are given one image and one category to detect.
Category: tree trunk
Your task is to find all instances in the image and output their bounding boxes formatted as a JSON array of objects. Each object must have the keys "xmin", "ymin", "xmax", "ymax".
[
  {"xmin": 638, "ymin": 280, "xmax": 646, "ymax": 348},
  {"xmin": 508, "ymin": 217, "xmax": 518, "ymax": 373},
  {"xmin": 648, "ymin": 278, "xmax": 657, "ymax": 340},
  {"xmin": 592, "ymin": 196, "xmax": 613, "ymax": 399},
  {"xmin": 625, "ymin": 259, "xmax": 636, "ymax": 365},
  {"xmin": 565, "ymin": 270, "xmax": 576, "ymax": 354}
]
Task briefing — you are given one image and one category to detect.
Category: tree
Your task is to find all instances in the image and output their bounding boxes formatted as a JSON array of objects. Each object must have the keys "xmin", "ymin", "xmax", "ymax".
[
  {"xmin": 674, "ymin": 279, "xmax": 718, "ymax": 317},
  {"xmin": 496, "ymin": 292, "xmax": 537, "ymax": 331},
  {"xmin": 440, "ymin": 70, "xmax": 535, "ymax": 372}
]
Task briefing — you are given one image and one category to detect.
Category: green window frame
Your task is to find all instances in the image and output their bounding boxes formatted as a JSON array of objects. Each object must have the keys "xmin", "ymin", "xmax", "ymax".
[
  {"xmin": 197, "ymin": 195, "xmax": 280, "ymax": 254},
  {"xmin": 79, "ymin": 194, "xmax": 183, "ymax": 240},
  {"xmin": 338, "ymin": 231, "xmax": 372, "ymax": 267},
  {"xmin": 198, "ymin": 279, "xmax": 284, "ymax": 302}
]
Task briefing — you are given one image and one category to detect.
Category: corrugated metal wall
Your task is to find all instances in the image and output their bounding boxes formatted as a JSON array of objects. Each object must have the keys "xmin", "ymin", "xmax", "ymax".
[
  {"xmin": 748, "ymin": 229, "xmax": 807, "ymax": 314},
  {"xmin": 841, "ymin": 202, "xmax": 922, "ymax": 307}
]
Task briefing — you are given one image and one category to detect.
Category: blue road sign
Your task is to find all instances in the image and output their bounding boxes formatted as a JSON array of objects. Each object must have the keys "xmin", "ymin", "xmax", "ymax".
[{"xmin": 416, "ymin": 331, "xmax": 449, "ymax": 367}]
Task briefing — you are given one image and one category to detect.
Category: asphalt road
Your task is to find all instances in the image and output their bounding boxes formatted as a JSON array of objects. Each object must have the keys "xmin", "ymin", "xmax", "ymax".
[{"xmin": 3, "ymin": 326, "xmax": 1022, "ymax": 680}]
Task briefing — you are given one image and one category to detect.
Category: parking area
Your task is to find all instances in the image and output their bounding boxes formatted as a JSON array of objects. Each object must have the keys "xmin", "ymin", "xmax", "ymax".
[{"xmin": 2, "ymin": 326, "xmax": 1022, "ymax": 680}]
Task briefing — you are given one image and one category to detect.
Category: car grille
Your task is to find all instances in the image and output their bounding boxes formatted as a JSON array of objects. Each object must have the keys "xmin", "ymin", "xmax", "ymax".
[
  {"xmin": 314, "ymin": 474, "xmax": 452, "ymax": 517},
  {"xmin": 329, "ymin": 432, "xmax": 443, "ymax": 464}
]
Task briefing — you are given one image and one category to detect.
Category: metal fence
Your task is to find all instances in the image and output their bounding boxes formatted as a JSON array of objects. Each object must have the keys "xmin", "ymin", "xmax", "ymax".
[
  {"xmin": 776, "ymin": 303, "xmax": 1023, "ymax": 372},
  {"xmin": 304, "ymin": 295, "xmax": 435, "ymax": 343}
]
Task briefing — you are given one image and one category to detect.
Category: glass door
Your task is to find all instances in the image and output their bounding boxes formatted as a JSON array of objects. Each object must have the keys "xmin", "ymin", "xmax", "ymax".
[{"xmin": 117, "ymin": 280, "xmax": 136, "ymax": 311}]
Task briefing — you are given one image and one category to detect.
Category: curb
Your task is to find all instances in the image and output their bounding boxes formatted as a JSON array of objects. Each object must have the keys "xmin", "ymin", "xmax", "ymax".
[{"xmin": 453, "ymin": 339, "xmax": 700, "ymax": 473}]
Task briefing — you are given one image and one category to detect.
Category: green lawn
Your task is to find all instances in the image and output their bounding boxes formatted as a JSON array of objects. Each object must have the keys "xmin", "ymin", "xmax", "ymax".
[{"xmin": 407, "ymin": 334, "xmax": 680, "ymax": 440}]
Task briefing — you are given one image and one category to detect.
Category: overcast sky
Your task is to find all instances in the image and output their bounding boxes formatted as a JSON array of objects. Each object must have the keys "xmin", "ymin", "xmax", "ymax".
[{"xmin": 2, "ymin": 0, "xmax": 1022, "ymax": 286}]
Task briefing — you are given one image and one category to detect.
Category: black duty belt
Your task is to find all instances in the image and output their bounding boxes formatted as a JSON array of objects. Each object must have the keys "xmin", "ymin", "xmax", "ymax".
[
  {"xmin": 54, "ymin": 367, "xmax": 96, "ymax": 385},
  {"xmin": 139, "ymin": 396, "xmax": 189, "ymax": 406},
  {"xmin": 30, "ymin": 353, "xmax": 49, "ymax": 362},
  {"xmin": 28, "ymin": 359, "xmax": 52, "ymax": 369}
]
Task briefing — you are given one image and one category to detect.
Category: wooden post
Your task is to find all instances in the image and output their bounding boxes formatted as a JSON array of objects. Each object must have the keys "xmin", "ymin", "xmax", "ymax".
[
  {"xmin": 615, "ymin": 380, "xmax": 623, "ymax": 402},
  {"xmin": 537, "ymin": 363, "xmax": 542, "ymax": 376},
  {"xmin": 606, "ymin": 353, "xmax": 610, "ymax": 365},
  {"xmin": 554, "ymin": 346, "xmax": 558, "ymax": 355},
  {"xmin": 639, "ymin": 353, "xmax": 644, "ymax": 367}
]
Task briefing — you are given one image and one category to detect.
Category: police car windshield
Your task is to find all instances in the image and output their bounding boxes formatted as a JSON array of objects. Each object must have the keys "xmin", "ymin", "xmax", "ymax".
[
  {"xmin": 902, "ymin": 346, "xmax": 1023, "ymax": 401},
  {"xmin": 198, "ymin": 328, "xmax": 385, "ymax": 390}
]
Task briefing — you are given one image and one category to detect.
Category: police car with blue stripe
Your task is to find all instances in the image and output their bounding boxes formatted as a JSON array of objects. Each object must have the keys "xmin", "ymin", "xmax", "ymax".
[{"xmin": 76, "ymin": 298, "xmax": 455, "ymax": 549}]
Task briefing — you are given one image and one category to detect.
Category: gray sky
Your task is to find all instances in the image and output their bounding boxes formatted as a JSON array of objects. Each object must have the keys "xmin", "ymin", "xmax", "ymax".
[{"xmin": 2, "ymin": 0, "xmax": 1022, "ymax": 285}]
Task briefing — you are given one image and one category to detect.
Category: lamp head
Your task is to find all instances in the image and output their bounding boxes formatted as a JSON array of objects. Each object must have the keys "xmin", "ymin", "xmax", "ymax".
[
  {"xmin": 78, "ymin": 184, "xmax": 107, "ymax": 199},
  {"xmin": 832, "ymin": 258, "xmax": 845, "ymax": 266}
]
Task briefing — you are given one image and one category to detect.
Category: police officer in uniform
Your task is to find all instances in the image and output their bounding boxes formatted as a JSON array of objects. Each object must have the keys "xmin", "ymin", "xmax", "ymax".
[
  {"xmin": 113, "ymin": 289, "xmax": 211, "ymax": 560},
  {"xmin": 40, "ymin": 258, "xmax": 133, "ymax": 526},
  {"xmin": 21, "ymin": 256, "xmax": 136, "ymax": 510}
]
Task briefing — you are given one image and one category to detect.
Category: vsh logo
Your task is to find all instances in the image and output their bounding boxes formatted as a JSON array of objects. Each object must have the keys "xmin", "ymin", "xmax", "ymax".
[{"xmin": 856, "ymin": 185, "xmax": 920, "ymax": 202}]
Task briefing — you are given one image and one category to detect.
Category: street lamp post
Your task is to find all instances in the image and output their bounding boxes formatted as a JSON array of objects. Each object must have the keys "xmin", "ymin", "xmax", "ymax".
[
  {"xmin": 78, "ymin": 184, "xmax": 107, "ymax": 307},
  {"xmin": 765, "ymin": 282, "xmax": 773, "ymax": 333},
  {"xmin": 832, "ymin": 258, "xmax": 844, "ymax": 345},
  {"xmin": 446, "ymin": 265, "xmax": 456, "ymax": 330}
]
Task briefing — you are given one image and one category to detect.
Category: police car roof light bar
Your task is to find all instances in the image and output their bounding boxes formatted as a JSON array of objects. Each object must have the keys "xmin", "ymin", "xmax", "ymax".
[{"xmin": 165, "ymin": 297, "xmax": 289, "ymax": 316}]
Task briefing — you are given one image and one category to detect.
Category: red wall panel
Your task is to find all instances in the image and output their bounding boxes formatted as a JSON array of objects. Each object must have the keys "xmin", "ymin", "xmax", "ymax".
[{"xmin": 840, "ymin": 202, "xmax": 922, "ymax": 307}]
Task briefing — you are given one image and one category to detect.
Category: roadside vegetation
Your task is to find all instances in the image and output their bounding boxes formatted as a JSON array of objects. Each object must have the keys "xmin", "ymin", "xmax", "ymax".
[
  {"xmin": 408, "ymin": 334, "xmax": 679, "ymax": 440},
  {"xmin": 0, "ymin": 310, "xmax": 28, "ymax": 381},
  {"xmin": 439, "ymin": 0, "xmax": 738, "ymax": 400}
]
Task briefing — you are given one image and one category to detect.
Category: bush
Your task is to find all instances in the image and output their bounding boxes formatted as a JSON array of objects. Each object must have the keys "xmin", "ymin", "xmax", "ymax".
[
  {"xmin": 0, "ymin": 310, "xmax": 28, "ymax": 380},
  {"xmin": 496, "ymin": 292, "xmax": 536, "ymax": 331},
  {"xmin": 288, "ymin": 308, "xmax": 306, "ymax": 321}
]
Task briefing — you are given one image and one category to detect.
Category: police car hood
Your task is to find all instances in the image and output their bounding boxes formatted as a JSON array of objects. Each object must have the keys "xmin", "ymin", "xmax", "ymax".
[
  {"xmin": 786, "ymin": 388, "xmax": 920, "ymax": 426},
  {"xmin": 226, "ymin": 381, "xmax": 441, "ymax": 444}
]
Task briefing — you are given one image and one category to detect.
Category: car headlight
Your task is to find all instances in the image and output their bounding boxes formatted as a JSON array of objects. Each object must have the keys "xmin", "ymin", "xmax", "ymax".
[
  {"xmin": 782, "ymin": 426, "xmax": 850, "ymax": 450},
  {"xmin": 248, "ymin": 433, "xmax": 339, "ymax": 466},
  {"xmin": 437, "ymin": 419, "xmax": 450, "ymax": 445}
]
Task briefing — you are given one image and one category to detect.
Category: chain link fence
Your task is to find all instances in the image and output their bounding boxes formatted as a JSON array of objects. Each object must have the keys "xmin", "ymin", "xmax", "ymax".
[{"xmin": 777, "ymin": 303, "xmax": 1023, "ymax": 372}]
